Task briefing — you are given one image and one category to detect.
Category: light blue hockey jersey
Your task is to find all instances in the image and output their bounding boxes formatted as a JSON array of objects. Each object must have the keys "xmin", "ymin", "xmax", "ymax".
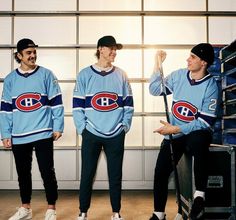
[
  {"xmin": 149, "ymin": 68, "xmax": 218, "ymax": 139},
  {"xmin": 73, "ymin": 65, "xmax": 134, "ymax": 138},
  {"xmin": 0, "ymin": 66, "xmax": 64, "ymax": 144}
]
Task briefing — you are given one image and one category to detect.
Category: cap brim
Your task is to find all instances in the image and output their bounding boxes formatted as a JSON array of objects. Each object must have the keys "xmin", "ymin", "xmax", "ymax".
[
  {"xmin": 116, "ymin": 44, "xmax": 123, "ymax": 50},
  {"xmin": 29, "ymin": 44, "xmax": 38, "ymax": 48}
]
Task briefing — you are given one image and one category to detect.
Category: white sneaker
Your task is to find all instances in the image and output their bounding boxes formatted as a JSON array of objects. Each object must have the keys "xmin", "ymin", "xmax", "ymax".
[
  {"xmin": 111, "ymin": 213, "xmax": 124, "ymax": 220},
  {"xmin": 45, "ymin": 209, "xmax": 56, "ymax": 220},
  {"xmin": 77, "ymin": 213, "xmax": 88, "ymax": 220},
  {"xmin": 8, "ymin": 207, "xmax": 32, "ymax": 220}
]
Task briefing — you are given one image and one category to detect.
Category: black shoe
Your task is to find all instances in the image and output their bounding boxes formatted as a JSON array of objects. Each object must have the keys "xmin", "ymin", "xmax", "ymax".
[
  {"xmin": 189, "ymin": 196, "xmax": 205, "ymax": 220},
  {"xmin": 149, "ymin": 213, "xmax": 166, "ymax": 220}
]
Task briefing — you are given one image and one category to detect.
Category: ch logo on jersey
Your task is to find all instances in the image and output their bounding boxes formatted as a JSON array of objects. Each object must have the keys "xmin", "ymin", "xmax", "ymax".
[
  {"xmin": 15, "ymin": 93, "xmax": 42, "ymax": 112},
  {"xmin": 91, "ymin": 92, "xmax": 119, "ymax": 111},
  {"xmin": 172, "ymin": 101, "xmax": 198, "ymax": 122}
]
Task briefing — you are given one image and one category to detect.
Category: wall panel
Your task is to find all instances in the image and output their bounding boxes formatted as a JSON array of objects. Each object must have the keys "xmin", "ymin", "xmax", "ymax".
[
  {"xmin": 208, "ymin": 0, "xmax": 236, "ymax": 11},
  {"xmin": 0, "ymin": 0, "xmax": 235, "ymax": 189},
  {"xmin": 209, "ymin": 17, "xmax": 236, "ymax": 44},
  {"xmin": 144, "ymin": 0, "xmax": 206, "ymax": 11},
  {"xmin": 14, "ymin": 0, "xmax": 77, "ymax": 11},
  {"xmin": 79, "ymin": 0, "xmax": 141, "ymax": 11},
  {"xmin": 79, "ymin": 17, "xmax": 142, "ymax": 45},
  {"xmin": 14, "ymin": 17, "xmax": 77, "ymax": 45},
  {"xmin": 0, "ymin": 17, "xmax": 12, "ymax": 44},
  {"xmin": 144, "ymin": 17, "xmax": 206, "ymax": 44}
]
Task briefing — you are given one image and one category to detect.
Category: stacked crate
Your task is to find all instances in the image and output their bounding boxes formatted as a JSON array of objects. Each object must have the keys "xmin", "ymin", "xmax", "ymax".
[
  {"xmin": 221, "ymin": 40, "xmax": 236, "ymax": 145},
  {"xmin": 178, "ymin": 145, "xmax": 236, "ymax": 220},
  {"xmin": 209, "ymin": 46, "xmax": 224, "ymax": 144}
]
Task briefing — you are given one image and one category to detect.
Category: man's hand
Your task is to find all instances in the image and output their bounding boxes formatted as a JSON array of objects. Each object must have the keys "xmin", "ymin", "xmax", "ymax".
[
  {"xmin": 153, "ymin": 50, "xmax": 167, "ymax": 73},
  {"xmin": 153, "ymin": 120, "xmax": 180, "ymax": 135},
  {"xmin": 53, "ymin": 131, "xmax": 62, "ymax": 141},
  {"xmin": 2, "ymin": 138, "xmax": 12, "ymax": 149}
]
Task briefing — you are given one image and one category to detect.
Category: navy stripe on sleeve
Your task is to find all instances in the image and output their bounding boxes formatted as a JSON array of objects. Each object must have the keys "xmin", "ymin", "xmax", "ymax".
[
  {"xmin": 73, "ymin": 97, "xmax": 85, "ymax": 109},
  {"xmin": 0, "ymin": 101, "xmax": 12, "ymax": 112},
  {"xmin": 123, "ymin": 96, "xmax": 133, "ymax": 107},
  {"xmin": 49, "ymin": 94, "xmax": 63, "ymax": 107}
]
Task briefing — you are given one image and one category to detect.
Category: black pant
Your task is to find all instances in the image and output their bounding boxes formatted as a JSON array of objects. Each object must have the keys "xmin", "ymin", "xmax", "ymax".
[
  {"xmin": 79, "ymin": 129, "xmax": 125, "ymax": 213},
  {"xmin": 153, "ymin": 130, "xmax": 212, "ymax": 212},
  {"xmin": 12, "ymin": 137, "xmax": 58, "ymax": 205}
]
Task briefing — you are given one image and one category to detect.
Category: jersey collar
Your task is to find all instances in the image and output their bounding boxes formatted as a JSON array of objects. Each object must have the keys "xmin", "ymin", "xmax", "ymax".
[
  {"xmin": 187, "ymin": 70, "xmax": 212, "ymax": 85},
  {"xmin": 90, "ymin": 65, "xmax": 115, "ymax": 76},
  {"xmin": 16, "ymin": 66, "xmax": 40, "ymax": 78}
]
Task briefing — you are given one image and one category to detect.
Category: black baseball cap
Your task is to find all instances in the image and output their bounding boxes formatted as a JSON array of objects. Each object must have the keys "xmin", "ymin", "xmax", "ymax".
[
  {"xmin": 97, "ymin": 35, "xmax": 123, "ymax": 50},
  {"xmin": 17, "ymin": 38, "xmax": 38, "ymax": 52},
  {"xmin": 191, "ymin": 43, "xmax": 214, "ymax": 66}
]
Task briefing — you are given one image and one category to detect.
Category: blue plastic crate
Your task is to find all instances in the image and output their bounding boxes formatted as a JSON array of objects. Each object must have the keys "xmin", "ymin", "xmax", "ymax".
[{"xmin": 222, "ymin": 131, "xmax": 236, "ymax": 145}]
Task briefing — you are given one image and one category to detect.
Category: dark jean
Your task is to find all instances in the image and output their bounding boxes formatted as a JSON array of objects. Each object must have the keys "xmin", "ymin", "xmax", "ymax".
[
  {"xmin": 79, "ymin": 129, "xmax": 125, "ymax": 213},
  {"xmin": 153, "ymin": 130, "xmax": 212, "ymax": 212},
  {"xmin": 12, "ymin": 137, "xmax": 58, "ymax": 205}
]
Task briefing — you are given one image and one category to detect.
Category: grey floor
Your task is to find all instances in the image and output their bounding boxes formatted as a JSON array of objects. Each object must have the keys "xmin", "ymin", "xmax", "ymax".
[{"xmin": 0, "ymin": 190, "xmax": 177, "ymax": 220}]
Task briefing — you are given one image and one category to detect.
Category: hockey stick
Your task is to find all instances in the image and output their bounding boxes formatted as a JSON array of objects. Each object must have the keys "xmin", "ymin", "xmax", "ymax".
[{"xmin": 158, "ymin": 57, "xmax": 184, "ymax": 220}]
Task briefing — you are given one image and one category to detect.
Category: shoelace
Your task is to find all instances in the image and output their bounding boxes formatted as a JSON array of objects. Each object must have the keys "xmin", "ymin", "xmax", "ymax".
[
  {"xmin": 45, "ymin": 210, "xmax": 56, "ymax": 219},
  {"xmin": 14, "ymin": 207, "xmax": 29, "ymax": 217}
]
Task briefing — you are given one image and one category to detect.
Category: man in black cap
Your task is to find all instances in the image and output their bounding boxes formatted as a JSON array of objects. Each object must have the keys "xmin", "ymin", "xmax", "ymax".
[
  {"xmin": 0, "ymin": 38, "xmax": 64, "ymax": 220},
  {"xmin": 14, "ymin": 38, "xmax": 38, "ymax": 64},
  {"xmin": 73, "ymin": 35, "xmax": 134, "ymax": 220},
  {"xmin": 148, "ymin": 43, "xmax": 218, "ymax": 220}
]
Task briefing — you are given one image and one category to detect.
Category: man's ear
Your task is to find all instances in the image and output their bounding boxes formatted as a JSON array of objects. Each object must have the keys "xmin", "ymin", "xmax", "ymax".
[
  {"xmin": 202, "ymin": 60, "xmax": 208, "ymax": 68},
  {"xmin": 16, "ymin": 52, "xmax": 22, "ymax": 60}
]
